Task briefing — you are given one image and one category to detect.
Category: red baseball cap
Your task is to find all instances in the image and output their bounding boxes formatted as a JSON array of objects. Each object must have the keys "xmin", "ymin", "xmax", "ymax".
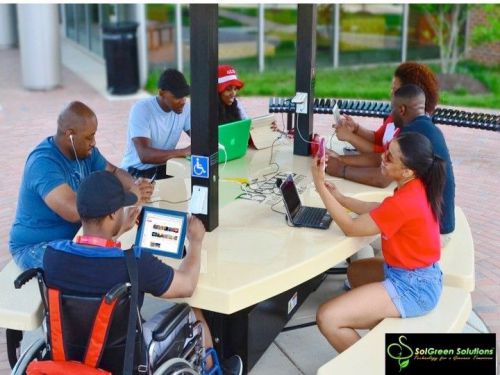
[{"xmin": 217, "ymin": 65, "xmax": 244, "ymax": 93}]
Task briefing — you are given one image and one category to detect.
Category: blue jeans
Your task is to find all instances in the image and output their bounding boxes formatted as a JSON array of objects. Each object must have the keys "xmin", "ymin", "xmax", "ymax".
[
  {"xmin": 10, "ymin": 242, "xmax": 49, "ymax": 270},
  {"xmin": 383, "ymin": 263, "xmax": 442, "ymax": 318}
]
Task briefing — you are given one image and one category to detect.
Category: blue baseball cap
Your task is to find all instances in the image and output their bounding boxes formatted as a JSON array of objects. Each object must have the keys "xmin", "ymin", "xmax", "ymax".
[{"xmin": 77, "ymin": 171, "xmax": 137, "ymax": 218}]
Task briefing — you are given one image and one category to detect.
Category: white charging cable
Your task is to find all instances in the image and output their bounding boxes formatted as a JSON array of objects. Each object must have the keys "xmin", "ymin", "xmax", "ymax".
[{"xmin": 218, "ymin": 143, "xmax": 227, "ymax": 171}]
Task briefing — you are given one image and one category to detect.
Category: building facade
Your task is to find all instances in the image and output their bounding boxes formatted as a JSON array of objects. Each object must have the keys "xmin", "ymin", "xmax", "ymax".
[{"xmin": 1, "ymin": 4, "xmax": 493, "ymax": 93}]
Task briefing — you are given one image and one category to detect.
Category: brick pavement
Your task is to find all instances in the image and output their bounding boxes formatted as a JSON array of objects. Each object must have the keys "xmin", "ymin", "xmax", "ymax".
[{"xmin": 0, "ymin": 47, "xmax": 499, "ymax": 372}]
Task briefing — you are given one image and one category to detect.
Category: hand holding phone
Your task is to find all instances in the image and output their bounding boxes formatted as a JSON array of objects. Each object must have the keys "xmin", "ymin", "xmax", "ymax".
[
  {"xmin": 333, "ymin": 104, "xmax": 341, "ymax": 125},
  {"xmin": 317, "ymin": 137, "xmax": 326, "ymax": 159},
  {"xmin": 316, "ymin": 137, "xmax": 326, "ymax": 168}
]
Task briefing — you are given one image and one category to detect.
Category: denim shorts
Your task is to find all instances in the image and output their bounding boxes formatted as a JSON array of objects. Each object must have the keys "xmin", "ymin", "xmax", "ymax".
[
  {"xmin": 383, "ymin": 262, "xmax": 443, "ymax": 318},
  {"xmin": 10, "ymin": 242, "xmax": 49, "ymax": 270}
]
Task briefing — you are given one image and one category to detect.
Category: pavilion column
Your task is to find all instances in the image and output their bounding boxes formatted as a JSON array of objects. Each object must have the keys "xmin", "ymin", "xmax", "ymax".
[{"xmin": 17, "ymin": 4, "xmax": 61, "ymax": 90}]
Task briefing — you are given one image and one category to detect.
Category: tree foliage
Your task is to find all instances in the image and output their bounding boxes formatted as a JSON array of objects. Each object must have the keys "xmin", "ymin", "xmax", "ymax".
[
  {"xmin": 471, "ymin": 4, "xmax": 500, "ymax": 46},
  {"xmin": 414, "ymin": 4, "xmax": 469, "ymax": 74}
]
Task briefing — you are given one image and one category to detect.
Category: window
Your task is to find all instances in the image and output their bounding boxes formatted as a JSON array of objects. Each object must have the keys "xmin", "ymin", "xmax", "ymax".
[
  {"xmin": 63, "ymin": 4, "xmax": 135, "ymax": 58},
  {"xmin": 338, "ymin": 4, "xmax": 403, "ymax": 66}
]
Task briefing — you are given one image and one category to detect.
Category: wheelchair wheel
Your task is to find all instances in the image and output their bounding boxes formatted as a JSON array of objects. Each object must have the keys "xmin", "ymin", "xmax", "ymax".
[
  {"xmin": 11, "ymin": 338, "xmax": 47, "ymax": 375},
  {"xmin": 153, "ymin": 357, "xmax": 199, "ymax": 375}
]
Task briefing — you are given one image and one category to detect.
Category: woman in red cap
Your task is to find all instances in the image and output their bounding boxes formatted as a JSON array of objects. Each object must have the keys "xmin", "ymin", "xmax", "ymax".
[{"xmin": 218, "ymin": 64, "xmax": 248, "ymax": 125}]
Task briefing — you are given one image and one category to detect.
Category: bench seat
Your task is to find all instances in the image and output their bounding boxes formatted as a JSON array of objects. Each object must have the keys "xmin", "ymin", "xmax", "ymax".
[
  {"xmin": 317, "ymin": 285, "xmax": 471, "ymax": 374},
  {"xmin": 0, "ymin": 260, "xmax": 43, "ymax": 331},
  {"xmin": 439, "ymin": 206, "xmax": 475, "ymax": 292}
]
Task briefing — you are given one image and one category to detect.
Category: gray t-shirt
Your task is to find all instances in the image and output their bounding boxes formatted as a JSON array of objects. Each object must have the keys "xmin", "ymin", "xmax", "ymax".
[{"xmin": 121, "ymin": 96, "xmax": 191, "ymax": 170}]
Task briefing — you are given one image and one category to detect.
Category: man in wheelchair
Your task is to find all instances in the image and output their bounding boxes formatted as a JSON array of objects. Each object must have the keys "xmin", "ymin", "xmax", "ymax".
[{"xmin": 14, "ymin": 171, "xmax": 242, "ymax": 375}]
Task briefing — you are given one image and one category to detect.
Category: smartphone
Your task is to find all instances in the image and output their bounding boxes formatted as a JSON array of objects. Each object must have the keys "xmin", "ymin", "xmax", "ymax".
[
  {"xmin": 343, "ymin": 146, "xmax": 358, "ymax": 155},
  {"xmin": 333, "ymin": 104, "xmax": 341, "ymax": 125},
  {"xmin": 317, "ymin": 137, "xmax": 326, "ymax": 158}
]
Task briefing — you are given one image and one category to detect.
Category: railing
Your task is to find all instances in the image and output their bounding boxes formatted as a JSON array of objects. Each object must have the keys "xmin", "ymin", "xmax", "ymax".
[{"xmin": 269, "ymin": 97, "xmax": 500, "ymax": 132}]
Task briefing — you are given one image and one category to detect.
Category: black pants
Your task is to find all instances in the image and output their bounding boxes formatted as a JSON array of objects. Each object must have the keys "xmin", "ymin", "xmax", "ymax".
[{"xmin": 127, "ymin": 164, "xmax": 171, "ymax": 180}]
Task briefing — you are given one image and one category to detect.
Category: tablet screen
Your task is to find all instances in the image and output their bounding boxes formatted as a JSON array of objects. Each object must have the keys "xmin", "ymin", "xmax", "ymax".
[{"xmin": 135, "ymin": 207, "xmax": 187, "ymax": 259}]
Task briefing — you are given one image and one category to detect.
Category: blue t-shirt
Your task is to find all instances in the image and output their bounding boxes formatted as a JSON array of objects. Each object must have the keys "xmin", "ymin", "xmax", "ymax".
[
  {"xmin": 400, "ymin": 116, "xmax": 455, "ymax": 234},
  {"xmin": 43, "ymin": 240, "xmax": 174, "ymax": 307},
  {"xmin": 121, "ymin": 97, "xmax": 191, "ymax": 171},
  {"xmin": 9, "ymin": 137, "xmax": 107, "ymax": 250}
]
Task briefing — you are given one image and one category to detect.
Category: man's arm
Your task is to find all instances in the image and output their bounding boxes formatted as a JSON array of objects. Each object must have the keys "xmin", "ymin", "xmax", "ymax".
[
  {"xmin": 326, "ymin": 157, "xmax": 393, "ymax": 188},
  {"xmin": 105, "ymin": 161, "xmax": 153, "ymax": 204},
  {"xmin": 340, "ymin": 152, "xmax": 382, "ymax": 168},
  {"xmin": 44, "ymin": 184, "xmax": 80, "ymax": 223},
  {"xmin": 335, "ymin": 116, "xmax": 375, "ymax": 153},
  {"xmin": 341, "ymin": 134, "xmax": 376, "ymax": 154},
  {"xmin": 344, "ymin": 166, "xmax": 393, "ymax": 188},
  {"xmin": 162, "ymin": 216, "xmax": 205, "ymax": 298},
  {"xmin": 132, "ymin": 137, "xmax": 190, "ymax": 165}
]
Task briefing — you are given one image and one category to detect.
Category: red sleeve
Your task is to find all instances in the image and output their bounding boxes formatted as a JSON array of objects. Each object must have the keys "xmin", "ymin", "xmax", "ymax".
[
  {"xmin": 373, "ymin": 115, "xmax": 394, "ymax": 153},
  {"xmin": 369, "ymin": 195, "xmax": 406, "ymax": 239}
]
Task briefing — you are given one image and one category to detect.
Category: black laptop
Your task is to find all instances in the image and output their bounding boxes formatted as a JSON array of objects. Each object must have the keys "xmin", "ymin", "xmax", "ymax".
[{"xmin": 279, "ymin": 174, "xmax": 332, "ymax": 229}]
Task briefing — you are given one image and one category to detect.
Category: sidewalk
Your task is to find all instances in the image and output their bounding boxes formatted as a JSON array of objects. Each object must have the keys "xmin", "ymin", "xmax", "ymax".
[{"xmin": 0, "ymin": 47, "xmax": 499, "ymax": 373}]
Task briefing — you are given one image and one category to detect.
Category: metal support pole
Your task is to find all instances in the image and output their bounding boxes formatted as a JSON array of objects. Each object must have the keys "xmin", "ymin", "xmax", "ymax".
[
  {"xmin": 176, "ymin": 4, "xmax": 183, "ymax": 72},
  {"xmin": 294, "ymin": 4, "xmax": 317, "ymax": 156},
  {"xmin": 136, "ymin": 4, "xmax": 148, "ymax": 87},
  {"xmin": 190, "ymin": 4, "xmax": 219, "ymax": 231},
  {"xmin": 401, "ymin": 4, "xmax": 409, "ymax": 62},
  {"xmin": 333, "ymin": 4, "xmax": 340, "ymax": 68},
  {"xmin": 258, "ymin": 4, "xmax": 265, "ymax": 72}
]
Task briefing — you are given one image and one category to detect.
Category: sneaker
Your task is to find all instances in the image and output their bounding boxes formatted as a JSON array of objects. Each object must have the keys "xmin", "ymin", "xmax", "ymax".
[{"xmin": 221, "ymin": 354, "xmax": 243, "ymax": 375}]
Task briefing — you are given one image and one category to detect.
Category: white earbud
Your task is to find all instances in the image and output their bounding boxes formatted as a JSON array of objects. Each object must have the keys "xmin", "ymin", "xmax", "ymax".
[{"xmin": 68, "ymin": 133, "xmax": 83, "ymax": 178}]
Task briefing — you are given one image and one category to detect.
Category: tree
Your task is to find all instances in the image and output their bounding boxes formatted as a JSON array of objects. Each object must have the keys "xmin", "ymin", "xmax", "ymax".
[
  {"xmin": 471, "ymin": 4, "xmax": 500, "ymax": 47},
  {"xmin": 417, "ymin": 4, "xmax": 469, "ymax": 74}
]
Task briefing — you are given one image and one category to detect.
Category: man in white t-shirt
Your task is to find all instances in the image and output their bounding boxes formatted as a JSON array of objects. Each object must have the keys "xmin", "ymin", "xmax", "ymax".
[{"xmin": 121, "ymin": 69, "xmax": 192, "ymax": 179}]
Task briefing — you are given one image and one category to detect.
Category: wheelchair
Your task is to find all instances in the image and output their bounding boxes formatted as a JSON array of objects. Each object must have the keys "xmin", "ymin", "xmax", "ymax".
[{"xmin": 11, "ymin": 268, "xmax": 221, "ymax": 375}]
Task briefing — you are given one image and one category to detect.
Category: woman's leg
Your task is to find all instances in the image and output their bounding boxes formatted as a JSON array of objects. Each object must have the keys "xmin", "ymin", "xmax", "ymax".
[{"xmin": 317, "ymin": 281, "xmax": 399, "ymax": 353}]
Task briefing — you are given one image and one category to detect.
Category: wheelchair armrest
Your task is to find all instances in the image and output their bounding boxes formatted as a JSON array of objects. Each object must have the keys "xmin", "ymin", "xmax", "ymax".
[
  {"xmin": 14, "ymin": 268, "xmax": 43, "ymax": 289},
  {"xmin": 105, "ymin": 282, "xmax": 131, "ymax": 304},
  {"xmin": 152, "ymin": 303, "xmax": 191, "ymax": 341}
]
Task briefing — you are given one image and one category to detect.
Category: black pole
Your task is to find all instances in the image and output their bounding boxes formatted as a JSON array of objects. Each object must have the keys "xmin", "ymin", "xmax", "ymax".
[
  {"xmin": 190, "ymin": 4, "xmax": 219, "ymax": 231},
  {"xmin": 294, "ymin": 4, "xmax": 317, "ymax": 156}
]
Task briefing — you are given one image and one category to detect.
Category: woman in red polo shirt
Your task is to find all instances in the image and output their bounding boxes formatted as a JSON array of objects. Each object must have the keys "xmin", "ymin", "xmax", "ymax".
[{"xmin": 311, "ymin": 132, "xmax": 446, "ymax": 353}]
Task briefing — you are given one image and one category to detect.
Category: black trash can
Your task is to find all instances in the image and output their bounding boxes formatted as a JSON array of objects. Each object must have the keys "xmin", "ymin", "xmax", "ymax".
[{"xmin": 102, "ymin": 22, "xmax": 139, "ymax": 95}]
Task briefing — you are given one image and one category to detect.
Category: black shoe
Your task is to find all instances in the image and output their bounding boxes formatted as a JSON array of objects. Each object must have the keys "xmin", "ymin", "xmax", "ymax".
[{"xmin": 221, "ymin": 354, "xmax": 243, "ymax": 375}]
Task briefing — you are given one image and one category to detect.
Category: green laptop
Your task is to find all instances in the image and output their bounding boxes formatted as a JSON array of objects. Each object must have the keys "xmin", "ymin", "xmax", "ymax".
[{"xmin": 218, "ymin": 118, "xmax": 251, "ymax": 163}]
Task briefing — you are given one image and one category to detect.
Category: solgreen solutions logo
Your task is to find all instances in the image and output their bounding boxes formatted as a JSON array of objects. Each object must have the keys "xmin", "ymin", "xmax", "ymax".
[
  {"xmin": 386, "ymin": 335, "xmax": 414, "ymax": 371},
  {"xmin": 385, "ymin": 333, "xmax": 496, "ymax": 374}
]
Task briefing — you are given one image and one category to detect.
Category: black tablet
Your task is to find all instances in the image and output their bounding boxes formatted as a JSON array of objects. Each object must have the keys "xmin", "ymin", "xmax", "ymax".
[{"xmin": 135, "ymin": 206, "xmax": 187, "ymax": 259}]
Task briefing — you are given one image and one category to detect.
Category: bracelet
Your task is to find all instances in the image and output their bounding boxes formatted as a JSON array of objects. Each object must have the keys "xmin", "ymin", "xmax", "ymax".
[{"xmin": 342, "ymin": 165, "xmax": 347, "ymax": 179}]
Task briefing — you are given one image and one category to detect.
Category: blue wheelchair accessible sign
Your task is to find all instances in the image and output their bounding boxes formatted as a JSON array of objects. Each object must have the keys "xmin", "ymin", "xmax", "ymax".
[{"xmin": 191, "ymin": 155, "xmax": 209, "ymax": 179}]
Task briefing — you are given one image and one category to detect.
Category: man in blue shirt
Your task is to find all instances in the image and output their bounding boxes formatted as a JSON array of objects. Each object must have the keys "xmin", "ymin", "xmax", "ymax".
[
  {"xmin": 9, "ymin": 101, "xmax": 153, "ymax": 270},
  {"xmin": 392, "ymin": 84, "xmax": 455, "ymax": 235},
  {"xmin": 325, "ymin": 85, "xmax": 455, "ymax": 237},
  {"xmin": 121, "ymin": 69, "xmax": 192, "ymax": 180}
]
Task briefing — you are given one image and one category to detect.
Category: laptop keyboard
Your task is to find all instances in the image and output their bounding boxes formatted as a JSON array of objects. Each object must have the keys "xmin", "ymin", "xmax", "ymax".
[{"xmin": 295, "ymin": 207, "xmax": 328, "ymax": 226}]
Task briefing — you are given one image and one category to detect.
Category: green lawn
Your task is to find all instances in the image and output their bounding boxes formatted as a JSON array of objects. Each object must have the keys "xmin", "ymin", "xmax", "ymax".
[
  {"xmin": 236, "ymin": 61, "xmax": 500, "ymax": 109},
  {"xmin": 146, "ymin": 61, "xmax": 499, "ymax": 110}
]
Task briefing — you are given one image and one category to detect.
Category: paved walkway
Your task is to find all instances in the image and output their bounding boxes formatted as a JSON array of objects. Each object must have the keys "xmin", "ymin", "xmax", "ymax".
[{"xmin": 0, "ymin": 48, "xmax": 499, "ymax": 372}]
